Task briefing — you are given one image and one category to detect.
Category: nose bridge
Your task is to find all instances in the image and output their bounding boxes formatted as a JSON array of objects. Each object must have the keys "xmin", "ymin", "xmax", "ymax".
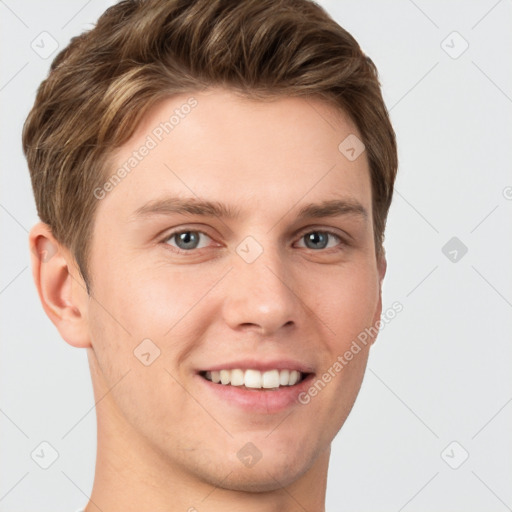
[{"xmin": 222, "ymin": 235, "xmax": 301, "ymax": 335}]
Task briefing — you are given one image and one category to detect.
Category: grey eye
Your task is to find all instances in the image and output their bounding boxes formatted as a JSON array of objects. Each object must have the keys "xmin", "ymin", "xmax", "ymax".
[
  {"xmin": 166, "ymin": 231, "xmax": 210, "ymax": 250},
  {"xmin": 304, "ymin": 232, "xmax": 328, "ymax": 249},
  {"xmin": 299, "ymin": 231, "xmax": 341, "ymax": 250}
]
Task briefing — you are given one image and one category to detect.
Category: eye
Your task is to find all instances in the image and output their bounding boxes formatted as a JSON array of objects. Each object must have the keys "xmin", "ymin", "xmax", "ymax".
[
  {"xmin": 296, "ymin": 230, "xmax": 344, "ymax": 251},
  {"xmin": 163, "ymin": 229, "xmax": 213, "ymax": 251}
]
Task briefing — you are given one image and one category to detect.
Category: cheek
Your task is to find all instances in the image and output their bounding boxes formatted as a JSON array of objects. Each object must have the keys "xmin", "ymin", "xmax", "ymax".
[
  {"xmin": 93, "ymin": 256, "xmax": 206, "ymax": 336},
  {"xmin": 88, "ymin": 261, "xmax": 227, "ymax": 389},
  {"xmin": 315, "ymin": 261, "xmax": 378, "ymax": 413},
  {"xmin": 86, "ymin": 283, "xmax": 197, "ymax": 441},
  {"xmin": 309, "ymin": 259, "xmax": 380, "ymax": 346}
]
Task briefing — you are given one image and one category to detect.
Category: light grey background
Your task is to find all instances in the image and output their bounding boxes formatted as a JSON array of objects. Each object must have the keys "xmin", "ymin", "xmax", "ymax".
[{"xmin": 1, "ymin": 1, "xmax": 511, "ymax": 511}]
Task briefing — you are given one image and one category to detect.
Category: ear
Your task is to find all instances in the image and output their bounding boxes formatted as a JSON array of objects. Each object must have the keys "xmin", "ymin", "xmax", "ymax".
[
  {"xmin": 377, "ymin": 247, "xmax": 387, "ymax": 288},
  {"xmin": 29, "ymin": 222, "xmax": 91, "ymax": 348},
  {"xmin": 370, "ymin": 248, "xmax": 387, "ymax": 345}
]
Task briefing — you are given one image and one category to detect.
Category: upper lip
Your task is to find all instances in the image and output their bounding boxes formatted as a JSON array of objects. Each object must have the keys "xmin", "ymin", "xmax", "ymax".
[{"xmin": 197, "ymin": 359, "xmax": 315, "ymax": 374}]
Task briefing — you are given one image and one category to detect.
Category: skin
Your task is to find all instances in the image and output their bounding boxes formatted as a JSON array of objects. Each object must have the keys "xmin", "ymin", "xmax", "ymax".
[{"xmin": 29, "ymin": 88, "xmax": 386, "ymax": 512}]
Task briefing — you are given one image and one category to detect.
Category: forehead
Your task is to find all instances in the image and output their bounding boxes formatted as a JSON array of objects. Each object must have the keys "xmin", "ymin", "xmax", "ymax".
[{"xmin": 98, "ymin": 88, "xmax": 371, "ymax": 223}]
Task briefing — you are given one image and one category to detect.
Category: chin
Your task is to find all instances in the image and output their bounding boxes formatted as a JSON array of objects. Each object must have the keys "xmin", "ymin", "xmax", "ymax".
[
  {"xmin": 207, "ymin": 466, "xmax": 306, "ymax": 493},
  {"xmin": 196, "ymin": 445, "xmax": 319, "ymax": 493}
]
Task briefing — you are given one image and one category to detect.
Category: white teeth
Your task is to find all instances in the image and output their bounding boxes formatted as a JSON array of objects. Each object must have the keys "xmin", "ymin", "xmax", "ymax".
[
  {"xmin": 244, "ymin": 369, "xmax": 262, "ymax": 388},
  {"xmin": 262, "ymin": 369, "xmax": 280, "ymax": 389},
  {"xmin": 220, "ymin": 369, "xmax": 230, "ymax": 385},
  {"xmin": 230, "ymin": 368, "xmax": 244, "ymax": 386},
  {"xmin": 203, "ymin": 368, "xmax": 305, "ymax": 388}
]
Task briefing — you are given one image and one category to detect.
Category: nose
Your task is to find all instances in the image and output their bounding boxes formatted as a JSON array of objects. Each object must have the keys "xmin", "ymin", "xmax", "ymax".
[{"xmin": 221, "ymin": 242, "xmax": 302, "ymax": 337}]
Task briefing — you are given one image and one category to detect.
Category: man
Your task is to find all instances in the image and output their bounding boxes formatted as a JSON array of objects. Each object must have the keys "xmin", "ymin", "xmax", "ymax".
[{"xmin": 23, "ymin": 0, "xmax": 397, "ymax": 510}]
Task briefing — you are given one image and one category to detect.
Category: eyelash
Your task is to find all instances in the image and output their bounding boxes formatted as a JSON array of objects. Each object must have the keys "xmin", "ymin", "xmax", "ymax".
[{"xmin": 160, "ymin": 227, "xmax": 348, "ymax": 254}]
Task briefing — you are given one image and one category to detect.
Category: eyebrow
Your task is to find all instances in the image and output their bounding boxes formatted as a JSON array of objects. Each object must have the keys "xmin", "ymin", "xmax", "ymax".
[{"xmin": 131, "ymin": 196, "xmax": 368, "ymax": 222}]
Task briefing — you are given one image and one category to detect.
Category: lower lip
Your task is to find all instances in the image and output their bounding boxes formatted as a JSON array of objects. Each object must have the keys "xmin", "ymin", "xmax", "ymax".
[{"xmin": 195, "ymin": 373, "xmax": 315, "ymax": 414}]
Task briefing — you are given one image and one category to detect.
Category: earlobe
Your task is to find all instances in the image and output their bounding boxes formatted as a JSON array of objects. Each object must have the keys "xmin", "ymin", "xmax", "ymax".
[{"xmin": 29, "ymin": 222, "xmax": 92, "ymax": 349}]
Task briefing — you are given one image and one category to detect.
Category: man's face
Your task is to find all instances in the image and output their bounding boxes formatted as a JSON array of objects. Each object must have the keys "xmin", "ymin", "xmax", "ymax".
[{"xmin": 82, "ymin": 88, "xmax": 385, "ymax": 491}]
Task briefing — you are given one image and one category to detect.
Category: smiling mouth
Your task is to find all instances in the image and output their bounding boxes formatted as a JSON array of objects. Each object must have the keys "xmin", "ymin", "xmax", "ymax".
[{"xmin": 199, "ymin": 368, "xmax": 311, "ymax": 390}]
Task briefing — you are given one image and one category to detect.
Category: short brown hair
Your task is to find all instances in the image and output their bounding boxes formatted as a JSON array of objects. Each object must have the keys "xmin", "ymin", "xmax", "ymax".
[{"xmin": 22, "ymin": 0, "xmax": 398, "ymax": 294}]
